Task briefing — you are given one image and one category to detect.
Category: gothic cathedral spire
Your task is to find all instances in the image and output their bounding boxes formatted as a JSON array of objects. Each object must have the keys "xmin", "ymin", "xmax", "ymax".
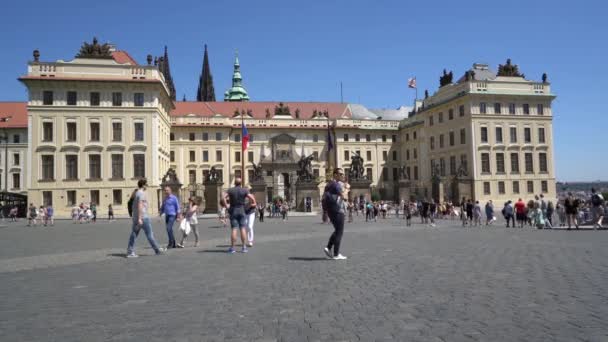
[
  {"xmin": 158, "ymin": 46, "xmax": 176, "ymax": 101},
  {"xmin": 197, "ymin": 44, "xmax": 216, "ymax": 102}
]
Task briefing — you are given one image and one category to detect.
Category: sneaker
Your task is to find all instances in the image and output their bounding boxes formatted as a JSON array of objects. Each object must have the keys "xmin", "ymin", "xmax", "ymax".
[
  {"xmin": 227, "ymin": 247, "xmax": 236, "ymax": 254},
  {"xmin": 323, "ymin": 247, "xmax": 332, "ymax": 259},
  {"xmin": 156, "ymin": 247, "xmax": 166, "ymax": 255},
  {"xmin": 176, "ymin": 244, "xmax": 184, "ymax": 248},
  {"xmin": 247, "ymin": 242, "xmax": 253, "ymax": 247},
  {"xmin": 126, "ymin": 252, "xmax": 138, "ymax": 258},
  {"xmin": 332, "ymin": 254, "xmax": 348, "ymax": 260},
  {"xmin": 241, "ymin": 247, "xmax": 248, "ymax": 253},
  {"xmin": 194, "ymin": 242, "xmax": 199, "ymax": 247}
]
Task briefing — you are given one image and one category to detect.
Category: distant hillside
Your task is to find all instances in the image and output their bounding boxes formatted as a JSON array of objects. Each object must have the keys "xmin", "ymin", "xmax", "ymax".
[{"xmin": 557, "ymin": 181, "xmax": 608, "ymax": 192}]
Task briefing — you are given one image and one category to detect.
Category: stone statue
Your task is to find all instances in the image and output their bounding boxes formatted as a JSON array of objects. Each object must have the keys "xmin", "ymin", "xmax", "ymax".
[
  {"xmin": 297, "ymin": 154, "xmax": 315, "ymax": 182},
  {"xmin": 497, "ymin": 58, "xmax": 523, "ymax": 77},
  {"xmin": 424, "ymin": 89, "xmax": 429, "ymax": 99},
  {"xmin": 349, "ymin": 152, "xmax": 365, "ymax": 181},
  {"xmin": 251, "ymin": 161, "xmax": 264, "ymax": 182},
  {"xmin": 76, "ymin": 37, "xmax": 113, "ymax": 59},
  {"xmin": 206, "ymin": 166, "xmax": 221, "ymax": 182},
  {"xmin": 399, "ymin": 165, "xmax": 409, "ymax": 180},
  {"xmin": 542, "ymin": 73, "xmax": 548, "ymax": 83},
  {"xmin": 457, "ymin": 163, "xmax": 468, "ymax": 178},
  {"xmin": 439, "ymin": 69, "xmax": 454, "ymax": 87}
]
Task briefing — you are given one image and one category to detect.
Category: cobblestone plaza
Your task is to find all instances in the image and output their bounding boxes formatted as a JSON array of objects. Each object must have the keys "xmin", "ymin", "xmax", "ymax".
[{"xmin": 1, "ymin": 216, "xmax": 607, "ymax": 341}]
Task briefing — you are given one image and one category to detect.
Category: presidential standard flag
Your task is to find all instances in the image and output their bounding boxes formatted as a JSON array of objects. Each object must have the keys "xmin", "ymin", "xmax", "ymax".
[
  {"xmin": 408, "ymin": 77, "xmax": 417, "ymax": 89},
  {"xmin": 242, "ymin": 121, "xmax": 250, "ymax": 151}
]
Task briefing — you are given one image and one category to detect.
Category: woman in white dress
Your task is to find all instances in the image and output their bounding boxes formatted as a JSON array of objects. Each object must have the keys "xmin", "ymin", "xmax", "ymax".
[{"xmin": 178, "ymin": 197, "xmax": 200, "ymax": 247}]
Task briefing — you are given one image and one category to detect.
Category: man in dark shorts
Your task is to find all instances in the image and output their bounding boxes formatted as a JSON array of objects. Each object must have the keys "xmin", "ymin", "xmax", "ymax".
[
  {"xmin": 223, "ymin": 177, "xmax": 257, "ymax": 253},
  {"xmin": 564, "ymin": 192, "xmax": 579, "ymax": 230},
  {"xmin": 322, "ymin": 168, "xmax": 348, "ymax": 260}
]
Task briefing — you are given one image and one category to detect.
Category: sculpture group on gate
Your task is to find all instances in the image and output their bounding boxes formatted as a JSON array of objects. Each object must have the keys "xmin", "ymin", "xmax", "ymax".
[
  {"xmin": 205, "ymin": 166, "xmax": 221, "ymax": 182},
  {"xmin": 250, "ymin": 161, "xmax": 264, "ymax": 182},
  {"xmin": 398, "ymin": 165, "xmax": 410, "ymax": 181},
  {"xmin": 348, "ymin": 152, "xmax": 366, "ymax": 181},
  {"xmin": 297, "ymin": 154, "xmax": 315, "ymax": 182}
]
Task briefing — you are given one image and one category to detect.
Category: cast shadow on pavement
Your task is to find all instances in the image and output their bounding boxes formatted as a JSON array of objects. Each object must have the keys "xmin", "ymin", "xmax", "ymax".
[
  {"xmin": 288, "ymin": 257, "xmax": 329, "ymax": 261},
  {"xmin": 108, "ymin": 253, "xmax": 127, "ymax": 258},
  {"xmin": 198, "ymin": 249, "xmax": 231, "ymax": 253}
]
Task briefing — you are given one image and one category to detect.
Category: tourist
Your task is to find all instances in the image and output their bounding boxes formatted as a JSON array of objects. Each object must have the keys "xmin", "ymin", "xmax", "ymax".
[
  {"xmin": 556, "ymin": 202, "xmax": 566, "ymax": 227},
  {"xmin": 108, "ymin": 204, "xmax": 114, "ymax": 221},
  {"xmin": 429, "ymin": 199, "xmax": 437, "ymax": 227},
  {"xmin": 503, "ymin": 201, "xmax": 514, "ymax": 228},
  {"xmin": 421, "ymin": 199, "xmax": 430, "ymax": 224},
  {"xmin": 473, "ymin": 200, "xmax": 482, "ymax": 226},
  {"xmin": 546, "ymin": 201, "xmax": 555, "ymax": 228},
  {"xmin": 45, "ymin": 204, "xmax": 54, "ymax": 226},
  {"xmin": 160, "ymin": 186, "xmax": 181, "ymax": 249},
  {"xmin": 39, "ymin": 206, "xmax": 46, "ymax": 226},
  {"xmin": 178, "ymin": 197, "xmax": 200, "ymax": 248},
  {"xmin": 280, "ymin": 201, "xmax": 288, "ymax": 221},
  {"xmin": 9, "ymin": 206, "xmax": 18, "ymax": 222},
  {"xmin": 514, "ymin": 198, "xmax": 526, "ymax": 228},
  {"xmin": 564, "ymin": 192, "xmax": 579, "ymax": 229},
  {"xmin": 590, "ymin": 188, "xmax": 605, "ymax": 229},
  {"xmin": 373, "ymin": 202, "xmax": 379, "ymax": 222},
  {"xmin": 219, "ymin": 205, "xmax": 227, "ymax": 228},
  {"xmin": 126, "ymin": 179, "xmax": 165, "ymax": 258},
  {"xmin": 404, "ymin": 201, "xmax": 412, "ymax": 226},
  {"xmin": 322, "ymin": 168, "xmax": 348, "ymax": 260},
  {"xmin": 245, "ymin": 193, "xmax": 256, "ymax": 247},
  {"xmin": 27, "ymin": 203, "xmax": 37, "ymax": 226},
  {"xmin": 257, "ymin": 204, "xmax": 265, "ymax": 222},
  {"xmin": 365, "ymin": 202, "xmax": 373, "ymax": 222},
  {"xmin": 91, "ymin": 202, "xmax": 97, "ymax": 223},
  {"xmin": 223, "ymin": 177, "xmax": 257, "ymax": 253},
  {"xmin": 86, "ymin": 206, "xmax": 93, "ymax": 223},
  {"xmin": 485, "ymin": 200, "xmax": 494, "ymax": 226},
  {"xmin": 347, "ymin": 200, "xmax": 354, "ymax": 223}
]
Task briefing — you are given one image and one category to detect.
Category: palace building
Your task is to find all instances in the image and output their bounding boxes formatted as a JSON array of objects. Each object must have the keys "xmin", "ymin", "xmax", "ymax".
[{"xmin": 6, "ymin": 39, "xmax": 555, "ymax": 216}]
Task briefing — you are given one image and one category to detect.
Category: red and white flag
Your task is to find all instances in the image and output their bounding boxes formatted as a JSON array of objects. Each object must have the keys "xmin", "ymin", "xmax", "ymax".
[{"xmin": 408, "ymin": 77, "xmax": 417, "ymax": 89}]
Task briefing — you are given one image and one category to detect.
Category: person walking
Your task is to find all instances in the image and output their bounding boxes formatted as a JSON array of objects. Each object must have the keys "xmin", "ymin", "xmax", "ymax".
[
  {"xmin": 159, "ymin": 186, "xmax": 181, "ymax": 249},
  {"xmin": 514, "ymin": 198, "xmax": 526, "ymax": 228},
  {"xmin": 27, "ymin": 203, "xmax": 37, "ymax": 226},
  {"xmin": 473, "ymin": 200, "xmax": 482, "ymax": 226},
  {"xmin": 39, "ymin": 206, "xmax": 46, "ymax": 226},
  {"xmin": 257, "ymin": 204, "xmax": 265, "ymax": 223},
  {"xmin": 223, "ymin": 177, "xmax": 257, "ymax": 253},
  {"xmin": 245, "ymin": 194, "xmax": 256, "ymax": 247},
  {"xmin": 503, "ymin": 201, "xmax": 515, "ymax": 228},
  {"xmin": 485, "ymin": 200, "xmax": 494, "ymax": 226},
  {"xmin": 564, "ymin": 192, "xmax": 579, "ymax": 230},
  {"xmin": 177, "ymin": 197, "xmax": 200, "ymax": 248},
  {"xmin": 45, "ymin": 204, "xmax": 54, "ymax": 226},
  {"xmin": 322, "ymin": 168, "xmax": 348, "ymax": 260},
  {"xmin": 347, "ymin": 200, "xmax": 354, "ymax": 223},
  {"xmin": 405, "ymin": 201, "xmax": 412, "ymax": 227},
  {"xmin": 126, "ymin": 179, "xmax": 165, "ymax": 258},
  {"xmin": 546, "ymin": 201, "xmax": 555, "ymax": 228},
  {"xmin": 429, "ymin": 199, "xmax": 437, "ymax": 227},
  {"xmin": 590, "ymin": 188, "xmax": 605, "ymax": 230},
  {"xmin": 108, "ymin": 204, "xmax": 114, "ymax": 221},
  {"xmin": 91, "ymin": 202, "xmax": 97, "ymax": 223}
]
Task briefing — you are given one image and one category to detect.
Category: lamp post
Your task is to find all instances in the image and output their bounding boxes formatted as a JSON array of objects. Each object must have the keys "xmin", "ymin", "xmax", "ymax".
[{"xmin": 0, "ymin": 116, "xmax": 11, "ymax": 193}]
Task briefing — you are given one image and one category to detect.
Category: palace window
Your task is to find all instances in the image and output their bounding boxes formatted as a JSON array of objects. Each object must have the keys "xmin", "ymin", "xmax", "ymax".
[
  {"xmin": 459, "ymin": 105, "xmax": 465, "ymax": 117},
  {"xmin": 406, "ymin": 133, "xmax": 409, "ymax": 141},
  {"xmin": 215, "ymin": 132, "xmax": 222, "ymax": 141},
  {"xmin": 113, "ymin": 189, "xmax": 122, "ymax": 205},
  {"xmin": 235, "ymin": 151, "xmax": 241, "ymax": 163},
  {"xmin": 480, "ymin": 127, "xmax": 488, "ymax": 143},
  {"xmin": 438, "ymin": 112, "xmax": 444, "ymax": 123},
  {"xmin": 429, "ymin": 116, "xmax": 434, "ymax": 126},
  {"xmin": 366, "ymin": 167, "xmax": 373, "ymax": 180},
  {"xmin": 90, "ymin": 190, "xmax": 100, "ymax": 205},
  {"xmin": 481, "ymin": 153, "xmax": 490, "ymax": 173},
  {"xmin": 460, "ymin": 154, "xmax": 467, "ymax": 173},
  {"xmin": 202, "ymin": 133, "xmax": 208, "ymax": 141},
  {"xmin": 525, "ymin": 153, "xmax": 533, "ymax": 173},
  {"xmin": 313, "ymin": 151, "xmax": 319, "ymax": 160},
  {"xmin": 392, "ymin": 135, "xmax": 397, "ymax": 143},
  {"xmin": 406, "ymin": 150, "xmax": 410, "ymax": 161},
  {"xmin": 382, "ymin": 135, "xmax": 387, "ymax": 142},
  {"xmin": 189, "ymin": 170, "xmax": 196, "ymax": 184},
  {"xmin": 170, "ymin": 133, "xmax": 175, "ymax": 141},
  {"xmin": 12, "ymin": 173, "xmax": 20, "ymax": 189},
  {"xmin": 133, "ymin": 154, "xmax": 145, "ymax": 178},
  {"xmin": 112, "ymin": 122, "xmax": 122, "ymax": 142},
  {"xmin": 355, "ymin": 134, "xmax": 360, "ymax": 142},
  {"xmin": 234, "ymin": 134, "xmax": 241, "ymax": 142},
  {"xmin": 13, "ymin": 153, "xmax": 19, "ymax": 166},
  {"xmin": 344, "ymin": 150, "xmax": 350, "ymax": 161},
  {"xmin": 366, "ymin": 134, "xmax": 371, "ymax": 142},
  {"xmin": 66, "ymin": 122, "xmax": 77, "ymax": 142},
  {"xmin": 67, "ymin": 190, "xmax": 76, "ymax": 206},
  {"xmin": 393, "ymin": 168, "xmax": 399, "ymax": 181},
  {"xmin": 480, "ymin": 102, "xmax": 487, "ymax": 114},
  {"xmin": 494, "ymin": 103, "xmax": 501, "ymax": 114},
  {"xmin": 509, "ymin": 103, "xmax": 515, "ymax": 115},
  {"xmin": 440, "ymin": 158, "xmax": 446, "ymax": 176},
  {"xmin": 449, "ymin": 131, "xmax": 455, "ymax": 146},
  {"xmin": 43, "ymin": 191, "xmax": 53, "ymax": 206},
  {"xmin": 67, "ymin": 91, "xmax": 77, "ymax": 106},
  {"xmin": 382, "ymin": 167, "xmax": 388, "ymax": 181},
  {"xmin": 343, "ymin": 134, "xmax": 349, "ymax": 142},
  {"xmin": 524, "ymin": 127, "xmax": 531, "ymax": 143},
  {"xmin": 538, "ymin": 127, "xmax": 546, "ymax": 143},
  {"xmin": 90, "ymin": 122, "xmax": 100, "ymax": 142},
  {"xmin": 89, "ymin": 154, "xmax": 101, "ymax": 179},
  {"xmin": 414, "ymin": 166, "xmax": 419, "ymax": 180},
  {"xmin": 216, "ymin": 150, "xmax": 222, "ymax": 162},
  {"xmin": 189, "ymin": 133, "xmax": 195, "ymax": 141},
  {"xmin": 496, "ymin": 153, "xmax": 505, "ymax": 173},
  {"xmin": 134, "ymin": 93, "xmax": 144, "ymax": 107},
  {"xmin": 382, "ymin": 150, "xmax": 388, "ymax": 161},
  {"xmin": 484, "ymin": 182, "xmax": 491, "ymax": 195},
  {"xmin": 43, "ymin": 91, "xmax": 53, "ymax": 105},
  {"xmin": 313, "ymin": 134, "xmax": 318, "ymax": 142},
  {"xmin": 430, "ymin": 137, "xmax": 435, "ymax": 150},
  {"xmin": 498, "ymin": 181, "xmax": 505, "ymax": 194},
  {"xmin": 66, "ymin": 155, "xmax": 78, "ymax": 180},
  {"xmin": 523, "ymin": 103, "xmax": 530, "ymax": 115},
  {"xmin": 510, "ymin": 153, "xmax": 519, "ymax": 173},
  {"xmin": 112, "ymin": 92, "xmax": 122, "ymax": 106},
  {"xmin": 448, "ymin": 109, "xmax": 454, "ymax": 120},
  {"xmin": 460, "ymin": 128, "xmax": 466, "ymax": 144},
  {"xmin": 512, "ymin": 181, "xmax": 520, "ymax": 194},
  {"xmin": 111, "ymin": 154, "xmax": 123, "ymax": 179},
  {"xmin": 366, "ymin": 150, "xmax": 372, "ymax": 161},
  {"xmin": 539, "ymin": 153, "xmax": 548, "ymax": 172},
  {"xmin": 527, "ymin": 181, "xmax": 534, "ymax": 193},
  {"xmin": 134, "ymin": 123, "xmax": 144, "ymax": 142},
  {"xmin": 392, "ymin": 150, "xmax": 398, "ymax": 161},
  {"xmin": 510, "ymin": 127, "xmax": 517, "ymax": 143},
  {"xmin": 413, "ymin": 148, "xmax": 417, "ymax": 159},
  {"xmin": 13, "ymin": 134, "xmax": 20, "ymax": 143},
  {"xmin": 248, "ymin": 151, "xmax": 254, "ymax": 162},
  {"xmin": 90, "ymin": 92, "xmax": 100, "ymax": 106},
  {"xmin": 541, "ymin": 181, "xmax": 548, "ymax": 193},
  {"xmin": 537, "ymin": 104, "xmax": 544, "ymax": 115},
  {"xmin": 439, "ymin": 134, "xmax": 444, "ymax": 148},
  {"xmin": 170, "ymin": 151, "xmax": 175, "ymax": 162},
  {"xmin": 450, "ymin": 156, "xmax": 456, "ymax": 175},
  {"xmin": 190, "ymin": 151, "xmax": 196, "ymax": 162},
  {"xmin": 42, "ymin": 155, "xmax": 54, "ymax": 180},
  {"xmin": 495, "ymin": 127, "xmax": 503, "ymax": 143},
  {"xmin": 202, "ymin": 150, "xmax": 209, "ymax": 162}
]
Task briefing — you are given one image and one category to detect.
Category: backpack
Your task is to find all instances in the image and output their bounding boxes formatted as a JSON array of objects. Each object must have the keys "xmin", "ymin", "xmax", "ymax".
[
  {"xmin": 592, "ymin": 194, "xmax": 604, "ymax": 206},
  {"xmin": 127, "ymin": 196, "xmax": 135, "ymax": 217},
  {"xmin": 321, "ymin": 181, "xmax": 340, "ymax": 214}
]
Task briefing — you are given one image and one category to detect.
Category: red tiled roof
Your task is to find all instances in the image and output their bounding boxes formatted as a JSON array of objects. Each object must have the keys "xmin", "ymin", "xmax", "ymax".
[
  {"xmin": 172, "ymin": 101, "xmax": 351, "ymax": 119},
  {"xmin": 112, "ymin": 51, "xmax": 138, "ymax": 65},
  {"xmin": 0, "ymin": 102, "xmax": 28, "ymax": 128}
]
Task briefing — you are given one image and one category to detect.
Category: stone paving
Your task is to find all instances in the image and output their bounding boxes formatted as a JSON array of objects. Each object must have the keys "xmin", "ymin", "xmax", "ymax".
[{"xmin": 1, "ymin": 215, "xmax": 607, "ymax": 341}]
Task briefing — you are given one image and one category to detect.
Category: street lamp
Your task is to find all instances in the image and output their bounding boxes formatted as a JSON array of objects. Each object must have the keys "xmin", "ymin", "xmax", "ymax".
[{"xmin": 0, "ymin": 116, "xmax": 11, "ymax": 193}]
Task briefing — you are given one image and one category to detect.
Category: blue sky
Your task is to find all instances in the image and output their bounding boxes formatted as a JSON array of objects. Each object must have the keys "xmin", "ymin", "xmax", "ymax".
[{"xmin": 1, "ymin": 0, "xmax": 606, "ymax": 181}]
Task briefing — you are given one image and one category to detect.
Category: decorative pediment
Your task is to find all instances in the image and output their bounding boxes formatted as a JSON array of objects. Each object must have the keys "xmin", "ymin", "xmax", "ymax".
[{"xmin": 270, "ymin": 133, "xmax": 296, "ymax": 145}]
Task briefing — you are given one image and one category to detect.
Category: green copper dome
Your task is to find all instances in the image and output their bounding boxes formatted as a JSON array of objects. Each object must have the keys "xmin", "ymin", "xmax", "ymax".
[{"xmin": 224, "ymin": 52, "xmax": 250, "ymax": 102}]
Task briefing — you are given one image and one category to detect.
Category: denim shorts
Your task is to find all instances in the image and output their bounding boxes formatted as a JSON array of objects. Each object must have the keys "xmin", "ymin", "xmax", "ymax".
[{"xmin": 229, "ymin": 211, "xmax": 247, "ymax": 229}]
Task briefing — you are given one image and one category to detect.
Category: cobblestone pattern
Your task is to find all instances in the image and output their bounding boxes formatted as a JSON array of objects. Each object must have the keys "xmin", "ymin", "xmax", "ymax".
[{"xmin": 0, "ymin": 217, "xmax": 607, "ymax": 341}]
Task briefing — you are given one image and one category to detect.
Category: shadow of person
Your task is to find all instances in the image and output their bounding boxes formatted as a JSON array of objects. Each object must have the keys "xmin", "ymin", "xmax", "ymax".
[{"xmin": 288, "ymin": 257, "xmax": 329, "ymax": 261}]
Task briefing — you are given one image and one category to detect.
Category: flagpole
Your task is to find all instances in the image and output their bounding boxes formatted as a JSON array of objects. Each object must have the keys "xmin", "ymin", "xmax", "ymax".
[{"xmin": 241, "ymin": 113, "xmax": 245, "ymax": 185}]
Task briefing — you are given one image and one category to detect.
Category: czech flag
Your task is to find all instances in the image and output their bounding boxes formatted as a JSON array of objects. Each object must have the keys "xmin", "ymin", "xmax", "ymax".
[{"xmin": 242, "ymin": 121, "xmax": 250, "ymax": 151}]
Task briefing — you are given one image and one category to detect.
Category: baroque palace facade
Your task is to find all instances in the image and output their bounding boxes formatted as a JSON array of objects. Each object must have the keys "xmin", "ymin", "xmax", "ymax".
[{"xmin": 0, "ymin": 39, "xmax": 555, "ymax": 216}]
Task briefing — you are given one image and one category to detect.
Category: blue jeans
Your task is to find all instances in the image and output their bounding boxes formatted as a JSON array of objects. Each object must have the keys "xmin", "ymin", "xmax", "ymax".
[
  {"xmin": 127, "ymin": 218, "xmax": 161, "ymax": 254},
  {"xmin": 165, "ymin": 215, "xmax": 177, "ymax": 247}
]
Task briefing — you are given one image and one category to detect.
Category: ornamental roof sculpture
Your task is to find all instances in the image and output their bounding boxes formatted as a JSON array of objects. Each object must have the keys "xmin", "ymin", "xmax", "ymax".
[{"xmin": 75, "ymin": 37, "xmax": 113, "ymax": 59}]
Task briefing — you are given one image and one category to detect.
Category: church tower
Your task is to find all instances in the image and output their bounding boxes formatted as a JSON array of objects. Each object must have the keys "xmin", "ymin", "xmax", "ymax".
[
  {"xmin": 196, "ymin": 44, "xmax": 216, "ymax": 101},
  {"xmin": 157, "ymin": 46, "xmax": 176, "ymax": 101},
  {"xmin": 224, "ymin": 52, "xmax": 250, "ymax": 102}
]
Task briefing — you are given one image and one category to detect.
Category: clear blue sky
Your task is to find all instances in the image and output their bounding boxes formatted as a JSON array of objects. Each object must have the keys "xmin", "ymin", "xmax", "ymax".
[{"xmin": 1, "ymin": 0, "xmax": 606, "ymax": 181}]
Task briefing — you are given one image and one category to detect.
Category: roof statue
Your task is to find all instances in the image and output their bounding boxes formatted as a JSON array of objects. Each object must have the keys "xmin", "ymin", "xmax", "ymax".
[
  {"xmin": 224, "ymin": 51, "xmax": 250, "ymax": 102},
  {"xmin": 274, "ymin": 102, "xmax": 291, "ymax": 116},
  {"xmin": 76, "ymin": 37, "xmax": 113, "ymax": 59},
  {"xmin": 542, "ymin": 73, "xmax": 548, "ymax": 83},
  {"xmin": 424, "ymin": 89, "xmax": 429, "ymax": 99},
  {"xmin": 439, "ymin": 69, "xmax": 454, "ymax": 87},
  {"xmin": 497, "ymin": 58, "xmax": 523, "ymax": 77},
  {"xmin": 197, "ymin": 44, "xmax": 216, "ymax": 102}
]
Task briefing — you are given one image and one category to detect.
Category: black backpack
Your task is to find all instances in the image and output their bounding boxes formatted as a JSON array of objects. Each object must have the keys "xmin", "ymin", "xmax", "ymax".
[
  {"xmin": 592, "ymin": 194, "xmax": 604, "ymax": 206},
  {"xmin": 127, "ymin": 196, "xmax": 134, "ymax": 217}
]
